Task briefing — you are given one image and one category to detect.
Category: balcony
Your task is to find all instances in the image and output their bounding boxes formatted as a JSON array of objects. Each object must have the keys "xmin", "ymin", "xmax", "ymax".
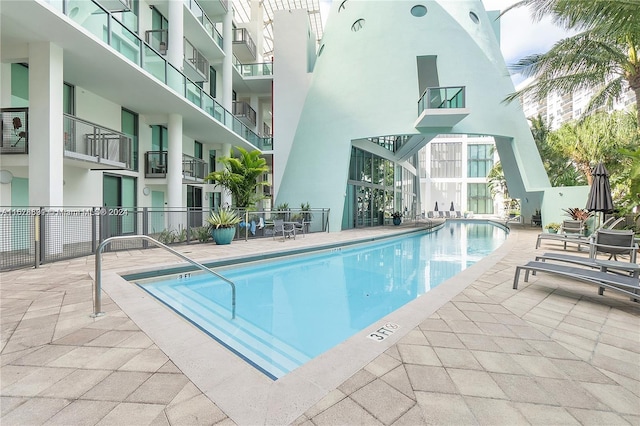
[
  {"xmin": 184, "ymin": 38, "xmax": 209, "ymax": 82},
  {"xmin": 197, "ymin": 0, "xmax": 228, "ymax": 18},
  {"xmin": 182, "ymin": 154, "xmax": 207, "ymax": 182},
  {"xmin": 145, "ymin": 151, "xmax": 167, "ymax": 178},
  {"xmin": 233, "ymin": 101, "xmax": 257, "ymax": 127},
  {"xmin": 145, "ymin": 29, "xmax": 167, "ymax": 55},
  {"xmin": 1, "ymin": 108, "xmax": 29, "ymax": 154},
  {"xmin": 95, "ymin": 0, "xmax": 131, "ymax": 12},
  {"xmin": 64, "ymin": 114, "xmax": 132, "ymax": 169},
  {"xmin": 184, "ymin": 0, "xmax": 223, "ymax": 50},
  {"xmin": 236, "ymin": 61, "xmax": 273, "ymax": 77},
  {"xmin": 414, "ymin": 86, "xmax": 470, "ymax": 129},
  {"xmin": 232, "ymin": 28, "xmax": 257, "ymax": 62}
]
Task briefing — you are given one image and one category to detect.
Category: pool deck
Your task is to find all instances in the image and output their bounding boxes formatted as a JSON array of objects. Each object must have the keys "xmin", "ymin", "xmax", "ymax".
[{"xmin": 1, "ymin": 223, "xmax": 639, "ymax": 425}]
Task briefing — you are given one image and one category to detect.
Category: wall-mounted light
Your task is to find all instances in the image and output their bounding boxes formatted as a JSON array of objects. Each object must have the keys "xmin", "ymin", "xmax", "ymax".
[
  {"xmin": 0, "ymin": 170, "xmax": 14, "ymax": 184},
  {"xmin": 559, "ymin": 192, "xmax": 563, "ymax": 196}
]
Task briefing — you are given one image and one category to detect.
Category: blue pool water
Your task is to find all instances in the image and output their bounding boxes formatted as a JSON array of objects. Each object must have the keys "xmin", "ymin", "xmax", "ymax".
[{"xmin": 138, "ymin": 222, "xmax": 507, "ymax": 379}]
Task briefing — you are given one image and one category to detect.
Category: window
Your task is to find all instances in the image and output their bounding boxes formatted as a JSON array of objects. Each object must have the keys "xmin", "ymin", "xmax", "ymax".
[
  {"xmin": 11, "ymin": 63, "xmax": 29, "ymax": 106},
  {"xmin": 209, "ymin": 67, "xmax": 217, "ymax": 98},
  {"xmin": 430, "ymin": 142, "xmax": 462, "ymax": 178},
  {"xmin": 411, "ymin": 5, "xmax": 427, "ymax": 17},
  {"xmin": 467, "ymin": 183, "xmax": 493, "ymax": 214},
  {"xmin": 351, "ymin": 19, "xmax": 365, "ymax": 32},
  {"xmin": 194, "ymin": 141, "xmax": 203, "ymax": 159},
  {"xmin": 122, "ymin": 109, "xmax": 138, "ymax": 171},
  {"xmin": 63, "ymin": 83, "xmax": 75, "ymax": 114},
  {"xmin": 151, "ymin": 125, "xmax": 168, "ymax": 151},
  {"xmin": 467, "ymin": 144, "xmax": 493, "ymax": 177}
]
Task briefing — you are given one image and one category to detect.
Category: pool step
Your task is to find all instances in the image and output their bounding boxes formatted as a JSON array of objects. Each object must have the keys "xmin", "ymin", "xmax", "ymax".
[{"xmin": 141, "ymin": 280, "xmax": 310, "ymax": 378}]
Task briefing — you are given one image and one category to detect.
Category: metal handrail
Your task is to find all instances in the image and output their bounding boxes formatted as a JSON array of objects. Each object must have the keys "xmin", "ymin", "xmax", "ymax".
[{"xmin": 93, "ymin": 235, "xmax": 236, "ymax": 319}]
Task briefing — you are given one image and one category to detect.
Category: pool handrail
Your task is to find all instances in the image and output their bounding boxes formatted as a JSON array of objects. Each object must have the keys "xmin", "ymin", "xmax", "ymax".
[{"xmin": 93, "ymin": 235, "xmax": 236, "ymax": 319}]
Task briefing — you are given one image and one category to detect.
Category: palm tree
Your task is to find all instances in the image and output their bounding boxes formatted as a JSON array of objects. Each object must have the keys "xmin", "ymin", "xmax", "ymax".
[
  {"xmin": 205, "ymin": 146, "xmax": 270, "ymax": 209},
  {"xmin": 502, "ymin": 0, "xmax": 640, "ymax": 125}
]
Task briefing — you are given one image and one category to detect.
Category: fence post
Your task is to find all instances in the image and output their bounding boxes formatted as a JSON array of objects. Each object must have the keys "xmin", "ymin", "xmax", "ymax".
[
  {"xmin": 34, "ymin": 209, "xmax": 40, "ymax": 268},
  {"xmin": 186, "ymin": 208, "xmax": 191, "ymax": 244},
  {"xmin": 91, "ymin": 208, "xmax": 97, "ymax": 253},
  {"xmin": 142, "ymin": 207, "xmax": 149, "ymax": 249}
]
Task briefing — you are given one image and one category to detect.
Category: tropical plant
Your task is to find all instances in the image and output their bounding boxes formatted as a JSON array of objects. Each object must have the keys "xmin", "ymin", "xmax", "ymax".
[
  {"xmin": 300, "ymin": 202, "xmax": 312, "ymax": 222},
  {"xmin": 205, "ymin": 147, "xmax": 270, "ymax": 209},
  {"xmin": 562, "ymin": 207, "xmax": 593, "ymax": 221},
  {"xmin": 391, "ymin": 211, "xmax": 403, "ymax": 219},
  {"xmin": 206, "ymin": 208, "xmax": 241, "ymax": 229},
  {"xmin": 502, "ymin": 0, "xmax": 640, "ymax": 127},
  {"xmin": 545, "ymin": 222, "xmax": 561, "ymax": 231},
  {"xmin": 191, "ymin": 226, "xmax": 211, "ymax": 243}
]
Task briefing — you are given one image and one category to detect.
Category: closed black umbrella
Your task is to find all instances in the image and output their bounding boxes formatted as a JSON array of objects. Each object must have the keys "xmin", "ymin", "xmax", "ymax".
[
  {"xmin": 450, "ymin": 201, "xmax": 455, "ymax": 211},
  {"xmin": 434, "ymin": 202, "xmax": 438, "ymax": 211},
  {"xmin": 585, "ymin": 162, "xmax": 614, "ymax": 227}
]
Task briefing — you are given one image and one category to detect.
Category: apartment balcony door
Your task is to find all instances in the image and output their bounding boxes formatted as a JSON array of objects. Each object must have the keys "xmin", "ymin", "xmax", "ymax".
[
  {"xmin": 103, "ymin": 174, "xmax": 136, "ymax": 237},
  {"xmin": 187, "ymin": 185, "xmax": 203, "ymax": 227}
]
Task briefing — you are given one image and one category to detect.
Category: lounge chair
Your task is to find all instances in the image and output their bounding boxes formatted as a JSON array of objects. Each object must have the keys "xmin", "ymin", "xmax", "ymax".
[
  {"xmin": 534, "ymin": 252, "xmax": 637, "ymax": 277},
  {"xmin": 513, "ymin": 260, "xmax": 640, "ymax": 301},
  {"xmin": 589, "ymin": 229, "xmax": 638, "ymax": 262},
  {"xmin": 535, "ymin": 218, "xmax": 624, "ymax": 250}
]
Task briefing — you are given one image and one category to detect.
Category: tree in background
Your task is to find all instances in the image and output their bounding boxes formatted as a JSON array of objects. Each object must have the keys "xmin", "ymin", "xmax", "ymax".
[
  {"xmin": 205, "ymin": 146, "xmax": 270, "ymax": 209},
  {"xmin": 503, "ymin": 0, "xmax": 640, "ymax": 126}
]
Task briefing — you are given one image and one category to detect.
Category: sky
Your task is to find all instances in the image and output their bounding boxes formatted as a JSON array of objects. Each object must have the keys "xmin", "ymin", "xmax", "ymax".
[{"xmin": 481, "ymin": 0, "xmax": 572, "ymax": 85}]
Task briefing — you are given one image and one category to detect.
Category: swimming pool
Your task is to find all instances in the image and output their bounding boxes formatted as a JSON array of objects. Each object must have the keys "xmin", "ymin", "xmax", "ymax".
[{"xmin": 136, "ymin": 221, "xmax": 507, "ymax": 379}]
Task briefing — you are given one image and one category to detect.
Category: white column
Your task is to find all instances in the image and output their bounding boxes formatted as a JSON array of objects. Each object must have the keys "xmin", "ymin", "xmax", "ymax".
[
  {"xmin": 221, "ymin": 8, "xmax": 233, "ymax": 110},
  {"xmin": 250, "ymin": 0, "xmax": 263, "ymax": 61},
  {"xmin": 28, "ymin": 42, "xmax": 63, "ymax": 207},
  {"xmin": 167, "ymin": 0, "xmax": 184, "ymax": 70},
  {"xmin": 167, "ymin": 114, "xmax": 183, "ymax": 228},
  {"xmin": 221, "ymin": 143, "xmax": 232, "ymax": 207}
]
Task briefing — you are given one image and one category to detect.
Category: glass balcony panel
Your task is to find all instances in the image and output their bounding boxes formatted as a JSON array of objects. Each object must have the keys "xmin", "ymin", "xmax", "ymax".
[
  {"xmin": 142, "ymin": 45, "xmax": 167, "ymax": 82},
  {"xmin": 213, "ymin": 103, "xmax": 224, "ymax": 121},
  {"xmin": 145, "ymin": 29, "xmax": 168, "ymax": 55},
  {"xmin": 418, "ymin": 86, "xmax": 466, "ymax": 114},
  {"xmin": 167, "ymin": 63, "xmax": 186, "ymax": 96},
  {"xmin": 145, "ymin": 151, "xmax": 167, "ymax": 177},
  {"xmin": 109, "ymin": 16, "xmax": 140, "ymax": 65},
  {"xmin": 202, "ymin": 93, "xmax": 214, "ymax": 117},
  {"xmin": 67, "ymin": 1, "xmax": 109, "ymax": 41},
  {"xmin": 186, "ymin": 81, "xmax": 202, "ymax": 107}
]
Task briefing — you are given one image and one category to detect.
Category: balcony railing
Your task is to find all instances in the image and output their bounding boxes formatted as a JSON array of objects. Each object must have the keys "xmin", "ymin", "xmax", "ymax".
[
  {"xmin": 145, "ymin": 151, "xmax": 167, "ymax": 177},
  {"xmin": 418, "ymin": 86, "xmax": 466, "ymax": 114},
  {"xmin": 145, "ymin": 29, "xmax": 167, "ymax": 55},
  {"xmin": 182, "ymin": 154, "xmax": 207, "ymax": 181},
  {"xmin": 64, "ymin": 114, "xmax": 132, "ymax": 169},
  {"xmin": 239, "ymin": 62, "xmax": 273, "ymax": 77},
  {"xmin": 1, "ymin": 108, "xmax": 29, "ymax": 154},
  {"xmin": 46, "ymin": 0, "xmax": 272, "ymax": 151},
  {"xmin": 183, "ymin": 0, "xmax": 223, "ymax": 49},
  {"xmin": 184, "ymin": 37, "xmax": 209, "ymax": 81},
  {"xmin": 233, "ymin": 101, "xmax": 257, "ymax": 127},
  {"xmin": 232, "ymin": 27, "xmax": 257, "ymax": 59}
]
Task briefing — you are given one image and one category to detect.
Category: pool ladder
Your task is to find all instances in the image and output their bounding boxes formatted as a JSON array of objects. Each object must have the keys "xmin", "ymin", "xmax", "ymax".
[{"xmin": 92, "ymin": 235, "xmax": 236, "ymax": 319}]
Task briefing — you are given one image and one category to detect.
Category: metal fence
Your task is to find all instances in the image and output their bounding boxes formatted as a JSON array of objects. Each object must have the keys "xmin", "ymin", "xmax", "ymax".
[{"xmin": 0, "ymin": 207, "xmax": 330, "ymax": 271}]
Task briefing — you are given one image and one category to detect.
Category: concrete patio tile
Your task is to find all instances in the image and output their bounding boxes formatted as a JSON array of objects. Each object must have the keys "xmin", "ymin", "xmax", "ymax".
[
  {"xmin": 0, "ymin": 396, "xmax": 27, "ymax": 416},
  {"xmin": 509, "ymin": 353, "xmax": 569, "ymax": 379},
  {"xmin": 117, "ymin": 331, "xmax": 154, "ymax": 349},
  {"xmin": 157, "ymin": 360, "xmax": 182, "ymax": 374},
  {"xmin": 337, "ymin": 369, "xmax": 377, "ymax": 395},
  {"xmin": 591, "ymin": 353, "xmax": 640, "ymax": 382},
  {"xmin": 566, "ymin": 407, "xmax": 633, "ymax": 426},
  {"xmin": 350, "ymin": 379, "xmax": 415, "ymax": 425},
  {"xmin": 0, "ymin": 364, "xmax": 42, "ymax": 389},
  {"xmin": 522, "ymin": 310, "xmax": 563, "ymax": 329},
  {"xmin": 525, "ymin": 339, "xmax": 581, "ymax": 360},
  {"xmin": 82, "ymin": 371, "xmax": 151, "ymax": 401},
  {"xmin": 414, "ymin": 392, "xmax": 476, "ymax": 425},
  {"xmin": 395, "ymin": 329, "xmax": 427, "ymax": 345},
  {"xmin": 548, "ymin": 358, "xmax": 617, "ymax": 384},
  {"xmin": 446, "ymin": 368, "xmax": 507, "ymax": 399},
  {"xmin": 380, "ymin": 365, "xmax": 415, "ymax": 399},
  {"xmin": 557, "ymin": 321, "xmax": 602, "ymax": 341},
  {"xmin": 422, "ymin": 331, "xmax": 465, "ymax": 348},
  {"xmin": 0, "ymin": 397, "xmax": 69, "ymax": 426},
  {"xmin": 164, "ymin": 393, "xmax": 229, "ymax": 425},
  {"xmin": 492, "ymin": 337, "xmax": 538, "ymax": 355},
  {"xmin": 452, "ymin": 301, "xmax": 485, "ymax": 312},
  {"xmin": 118, "ymin": 348, "xmax": 169, "ymax": 372},
  {"xmin": 464, "ymin": 396, "xmax": 529, "ymax": 425},
  {"xmin": 535, "ymin": 377, "xmax": 610, "ymax": 410},
  {"xmin": 126, "ymin": 373, "xmax": 190, "ymax": 404},
  {"xmin": 310, "ymin": 397, "xmax": 383, "ymax": 426},
  {"xmin": 389, "ymin": 404, "xmax": 425, "ymax": 425},
  {"xmin": 405, "ymin": 365, "xmax": 457, "ymax": 393},
  {"xmin": 581, "ymin": 382, "xmax": 640, "ymax": 415},
  {"xmin": 396, "ymin": 344, "xmax": 441, "ymax": 366},
  {"xmin": 443, "ymin": 320, "xmax": 482, "ymax": 334},
  {"xmin": 457, "ymin": 333, "xmax": 502, "ymax": 352},
  {"xmin": 46, "ymin": 346, "xmax": 114, "ymax": 368},
  {"xmin": 462, "ymin": 310, "xmax": 497, "ymax": 323},
  {"xmin": 39, "ymin": 369, "xmax": 112, "ymax": 398},
  {"xmin": 85, "ymin": 330, "xmax": 139, "ymax": 347},
  {"xmin": 433, "ymin": 347, "xmax": 483, "ymax": 370},
  {"xmin": 417, "ymin": 318, "xmax": 451, "ymax": 332},
  {"xmin": 476, "ymin": 303, "xmax": 511, "ymax": 314},
  {"xmin": 431, "ymin": 305, "xmax": 468, "ymax": 322},
  {"xmin": 513, "ymin": 402, "xmax": 580, "ymax": 425},
  {"xmin": 303, "ymin": 389, "xmax": 347, "ymax": 419},
  {"xmin": 593, "ymin": 342, "xmax": 640, "ymax": 365},
  {"xmin": 2, "ymin": 366, "xmax": 74, "ymax": 397},
  {"xmin": 364, "ymin": 352, "xmax": 401, "ymax": 377},
  {"xmin": 95, "ymin": 402, "xmax": 165, "ymax": 426},
  {"xmin": 470, "ymin": 351, "xmax": 528, "ymax": 375},
  {"xmin": 44, "ymin": 399, "xmax": 117, "ymax": 426},
  {"xmin": 50, "ymin": 328, "xmax": 108, "ymax": 346},
  {"xmin": 490, "ymin": 373, "xmax": 556, "ymax": 405}
]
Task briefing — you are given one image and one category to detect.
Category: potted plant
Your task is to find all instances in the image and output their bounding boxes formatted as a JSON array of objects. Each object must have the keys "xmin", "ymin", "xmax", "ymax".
[
  {"xmin": 545, "ymin": 222, "xmax": 561, "ymax": 233},
  {"xmin": 207, "ymin": 208, "xmax": 241, "ymax": 245},
  {"xmin": 391, "ymin": 211, "xmax": 402, "ymax": 226}
]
